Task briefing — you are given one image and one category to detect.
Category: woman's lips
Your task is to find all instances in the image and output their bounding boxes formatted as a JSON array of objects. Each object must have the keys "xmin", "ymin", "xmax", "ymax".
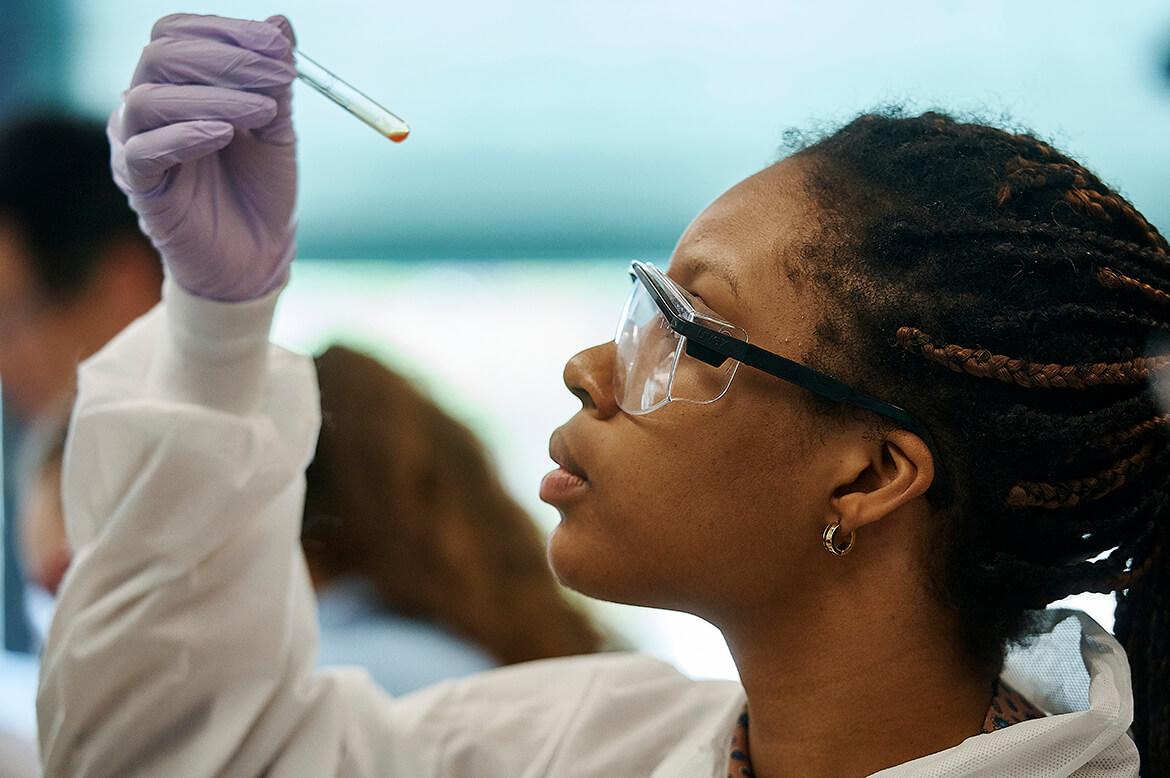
[
  {"xmin": 540, "ymin": 467, "xmax": 589, "ymax": 504},
  {"xmin": 544, "ymin": 430, "xmax": 589, "ymax": 504}
]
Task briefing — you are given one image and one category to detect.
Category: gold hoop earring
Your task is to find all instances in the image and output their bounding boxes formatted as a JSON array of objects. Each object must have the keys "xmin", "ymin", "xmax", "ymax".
[{"xmin": 822, "ymin": 521, "xmax": 856, "ymax": 557}]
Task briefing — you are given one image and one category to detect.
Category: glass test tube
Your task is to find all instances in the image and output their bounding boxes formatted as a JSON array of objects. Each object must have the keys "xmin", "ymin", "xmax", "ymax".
[{"xmin": 294, "ymin": 49, "xmax": 410, "ymax": 143}]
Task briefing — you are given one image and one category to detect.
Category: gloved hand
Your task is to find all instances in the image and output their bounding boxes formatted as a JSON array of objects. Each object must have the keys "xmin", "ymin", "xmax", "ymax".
[{"xmin": 109, "ymin": 13, "xmax": 298, "ymax": 302}]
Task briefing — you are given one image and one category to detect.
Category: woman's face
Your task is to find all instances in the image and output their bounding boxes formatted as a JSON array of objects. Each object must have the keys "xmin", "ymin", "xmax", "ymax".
[{"xmin": 545, "ymin": 156, "xmax": 859, "ymax": 623}]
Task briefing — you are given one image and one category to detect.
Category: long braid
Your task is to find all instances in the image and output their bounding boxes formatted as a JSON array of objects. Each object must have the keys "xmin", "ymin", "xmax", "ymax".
[
  {"xmin": 896, "ymin": 326, "xmax": 1170, "ymax": 389},
  {"xmin": 987, "ymin": 305, "xmax": 1170, "ymax": 339},
  {"xmin": 1007, "ymin": 470, "xmax": 1170, "ymax": 568},
  {"xmin": 998, "ymin": 392, "xmax": 1164, "ymax": 450},
  {"xmin": 1004, "ymin": 444, "xmax": 1155, "ymax": 509},
  {"xmin": 1099, "ymin": 412, "xmax": 1170, "ymax": 451},
  {"xmin": 796, "ymin": 111, "xmax": 1170, "ymax": 773},
  {"xmin": 888, "ymin": 219, "xmax": 1170, "ymax": 285},
  {"xmin": 1098, "ymin": 267, "xmax": 1170, "ymax": 307}
]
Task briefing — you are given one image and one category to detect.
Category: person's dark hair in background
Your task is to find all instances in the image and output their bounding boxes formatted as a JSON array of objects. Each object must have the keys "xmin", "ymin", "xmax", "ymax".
[
  {"xmin": 304, "ymin": 345, "xmax": 605, "ymax": 666},
  {"xmin": 788, "ymin": 110, "xmax": 1169, "ymax": 774},
  {"xmin": 0, "ymin": 113, "xmax": 162, "ymax": 415}
]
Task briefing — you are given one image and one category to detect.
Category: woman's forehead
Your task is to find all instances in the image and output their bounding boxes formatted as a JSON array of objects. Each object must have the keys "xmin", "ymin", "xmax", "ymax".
[
  {"xmin": 672, "ymin": 159, "xmax": 816, "ymax": 269},
  {"xmin": 668, "ymin": 158, "xmax": 822, "ymax": 348}
]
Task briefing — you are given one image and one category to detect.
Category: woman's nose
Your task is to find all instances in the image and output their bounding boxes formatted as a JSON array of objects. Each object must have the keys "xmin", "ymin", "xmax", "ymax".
[{"xmin": 562, "ymin": 342, "xmax": 620, "ymax": 419}]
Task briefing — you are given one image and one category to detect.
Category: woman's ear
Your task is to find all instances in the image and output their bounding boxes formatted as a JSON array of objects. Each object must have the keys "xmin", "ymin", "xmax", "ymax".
[{"xmin": 828, "ymin": 429, "xmax": 935, "ymax": 534}]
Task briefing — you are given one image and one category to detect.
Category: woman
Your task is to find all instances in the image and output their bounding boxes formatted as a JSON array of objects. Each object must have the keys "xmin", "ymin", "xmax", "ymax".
[
  {"xmin": 38, "ymin": 13, "xmax": 1164, "ymax": 777},
  {"xmin": 306, "ymin": 345, "xmax": 603, "ymax": 689}
]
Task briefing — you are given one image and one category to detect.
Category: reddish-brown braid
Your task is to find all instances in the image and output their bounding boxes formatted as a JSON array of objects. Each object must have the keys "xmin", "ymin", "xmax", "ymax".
[
  {"xmin": 1005, "ymin": 444, "xmax": 1154, "ymax": 509},
  {"xmin": 792, "ymin": 110, "xmax": 1169, "ymax": 774},
  {"xmin": 1098, "ymin": 267, "xmax": 1170, "ymax": 307},
  {"xmin": 999, "ymin": 149, "xmax": 1170, "ymax": 253},
  {"xmin": 1098, "ymin": 412, "xmax": 1170, "ymax": 451}
]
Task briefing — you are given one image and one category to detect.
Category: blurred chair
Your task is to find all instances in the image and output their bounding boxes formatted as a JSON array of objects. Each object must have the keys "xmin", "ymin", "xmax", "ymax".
[
  {"xmin": 0, "ymin": 642, "xmax": 38, "ymax": 777},
  {"xmin": 17, "ymin": 413, "xmax": 69, "ymax": 643},
  {"xmin": 0, "ymin": 729, "xmax": 38, "ymax": 778}
]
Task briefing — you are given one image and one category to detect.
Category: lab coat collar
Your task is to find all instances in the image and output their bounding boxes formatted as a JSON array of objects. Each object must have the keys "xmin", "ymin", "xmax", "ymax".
[
  {"xmin": 872, "ymin": 609, "xmax": 1137, "ymax": 776},
  {"xmin": 675, "ymin": 609, "xmax": 1139, "ymax": 777}
]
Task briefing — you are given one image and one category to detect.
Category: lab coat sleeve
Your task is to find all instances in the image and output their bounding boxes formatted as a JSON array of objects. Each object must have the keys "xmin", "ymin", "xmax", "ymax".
[{"xmin": 35, "ymin": 278, "xmax": 411, "ymax": 776}]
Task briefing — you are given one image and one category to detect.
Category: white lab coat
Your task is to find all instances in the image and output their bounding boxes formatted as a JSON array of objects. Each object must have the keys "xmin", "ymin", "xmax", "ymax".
[{"xmin": 37, "ymin": 280, "xmax": 1141, "ymax": 777}]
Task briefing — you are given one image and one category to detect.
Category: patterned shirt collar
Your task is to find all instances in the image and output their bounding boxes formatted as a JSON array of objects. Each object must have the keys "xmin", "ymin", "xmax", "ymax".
[{"xmin": 725, "ymin": 679, "xmax": 1046, "ymax": 777}]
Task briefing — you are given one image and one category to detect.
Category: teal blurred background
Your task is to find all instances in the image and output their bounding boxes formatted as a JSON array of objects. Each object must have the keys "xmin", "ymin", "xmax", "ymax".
[
  {"xmin": 61, "ymin": 1, "xmax": 1170, "ymax": 258},
  {"xmin": 1, "ymin": 0, "xmax": 1168, "ymax": 697}
]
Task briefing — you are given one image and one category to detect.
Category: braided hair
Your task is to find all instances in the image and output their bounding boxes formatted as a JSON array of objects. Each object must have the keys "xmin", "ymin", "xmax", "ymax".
[{"xmin": 788, "ymin": 111, "xmax": 1168, "ymax": 773}]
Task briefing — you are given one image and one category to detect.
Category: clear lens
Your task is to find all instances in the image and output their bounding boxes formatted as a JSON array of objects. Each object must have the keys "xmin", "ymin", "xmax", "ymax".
[
  {"xmin": 614, "ymin": 265, "xmax": 749, "ymax": 415},
  {"xmin": 615, "ymin": 281, "xmax": 681, "ymax": 414},
  {"xmin": 668, "ymin": 312, "xmax": 744, "ymax": 405}
]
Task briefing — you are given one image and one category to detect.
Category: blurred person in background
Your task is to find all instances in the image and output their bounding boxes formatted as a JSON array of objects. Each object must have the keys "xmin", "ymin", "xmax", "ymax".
[
  {"xmin": 306, "ymin": 345, "xmax": 604, "ymax": 693},
  {"xmin": 37, "ymin": 13, "xmax": 1170, "ymax": 778},
  {"xmin": 16, "ymin": 346, "xmax": 604, "ymax": 696},
  {"xmin": 0, "ymin": 112, "xmax": 162, "ymax": 778},
  {"xmin": 0, "ymin": 112, "xmax": 161, "ymax": 653},
  {"xmin": 0, "ymin": 114, "xmax": 162, "ymax": 644},
  {"xmin": 0, "ymin": 114, "xmax": 162, "ymax": 419}
]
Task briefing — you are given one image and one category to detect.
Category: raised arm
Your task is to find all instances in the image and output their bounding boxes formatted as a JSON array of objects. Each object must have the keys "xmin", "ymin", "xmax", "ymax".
[
  {"xmin": 35, "ymin": 13, "xmax": 360, "ymax": 774},
  {"xmin": 37, "ymin": 280, "xmax": 336, "ymax": 775}
]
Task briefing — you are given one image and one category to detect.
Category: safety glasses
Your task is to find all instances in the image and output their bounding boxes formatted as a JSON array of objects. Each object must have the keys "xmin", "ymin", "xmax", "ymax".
[{"xmin": 614, "ymin": 261, "xmax": 942, "ymax": 465}]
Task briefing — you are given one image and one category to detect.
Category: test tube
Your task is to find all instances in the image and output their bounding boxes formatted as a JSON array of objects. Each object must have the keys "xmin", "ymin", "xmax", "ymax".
[{"xmin": 294, "ymin": 49, "xmax": 410, "ymax": 143}]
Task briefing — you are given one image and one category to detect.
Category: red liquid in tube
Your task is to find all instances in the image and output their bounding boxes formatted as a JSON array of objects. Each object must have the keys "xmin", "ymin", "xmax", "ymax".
[{"xmin": 387, "ymin": 129, "xmax": 410, "ymax": 143}]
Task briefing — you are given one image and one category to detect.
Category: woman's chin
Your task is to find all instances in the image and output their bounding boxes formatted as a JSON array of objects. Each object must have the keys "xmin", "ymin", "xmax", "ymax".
[
  {"xmin": 546, "ymin": 522, "xmax": 588, "ymax": 591},
  {"xmin": 546, "ymin": 506, "xmax": 696, "ymax": 610},
  {"xmin": 546, "ymin": 521, "xmax": 630, "ymax": 603}
]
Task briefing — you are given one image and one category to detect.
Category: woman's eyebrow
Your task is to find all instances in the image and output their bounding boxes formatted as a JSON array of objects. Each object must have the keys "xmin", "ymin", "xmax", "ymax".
[{"xmin": 678, "ymin": 258, "xmax": 741, "ymax": 299}]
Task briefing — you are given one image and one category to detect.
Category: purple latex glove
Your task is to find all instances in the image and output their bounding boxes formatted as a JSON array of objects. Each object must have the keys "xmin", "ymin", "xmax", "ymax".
[{"xmin": 109, "ymin": 13, "xmax": 298, "ymax": 302}]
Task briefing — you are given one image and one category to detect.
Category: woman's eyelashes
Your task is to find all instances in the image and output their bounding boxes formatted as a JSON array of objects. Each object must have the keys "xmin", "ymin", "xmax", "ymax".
[{"xmin": 687, "ymin": 287, "xmax": 734, "ymax": 323}]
